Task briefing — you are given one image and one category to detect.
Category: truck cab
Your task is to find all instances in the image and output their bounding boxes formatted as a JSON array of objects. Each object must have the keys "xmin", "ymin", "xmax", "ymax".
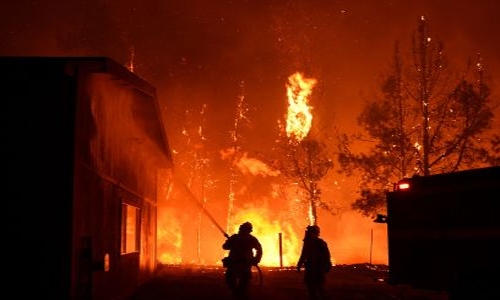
[{"xmin": 384, "ymin": 166, "xmax": 500, "ymax": 299}]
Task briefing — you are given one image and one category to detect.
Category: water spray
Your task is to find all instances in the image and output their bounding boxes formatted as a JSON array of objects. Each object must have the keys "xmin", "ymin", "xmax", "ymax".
[{"xmin": 172, "ymin": 176, "xmax": 229, "ymax": 238}]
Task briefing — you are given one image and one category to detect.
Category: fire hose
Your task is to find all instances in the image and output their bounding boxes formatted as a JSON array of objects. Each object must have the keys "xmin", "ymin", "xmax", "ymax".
[
  {"xmin": 174, "ymin": 177, "xmax": 263, "ymax": 285},
  {"xmin": 173, "ymin": 176, "xmax": 229, "ymax": 237}
]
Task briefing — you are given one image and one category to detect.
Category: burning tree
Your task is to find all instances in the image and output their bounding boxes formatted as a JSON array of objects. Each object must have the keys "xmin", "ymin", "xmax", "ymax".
[
  {"xmin": 170, "ymin": 104, "xmax": 214, "ymax": 264},
  {"xmin": 225, "ymin": 81, "xmax": 250, "ymax": 233},
  {"xmin": 270, "ymin": 72, "xmax": 334, "ymax": 226},
  {"xmin": 337, "ymin": 16, "xmax": 498, "ymax": 217}
]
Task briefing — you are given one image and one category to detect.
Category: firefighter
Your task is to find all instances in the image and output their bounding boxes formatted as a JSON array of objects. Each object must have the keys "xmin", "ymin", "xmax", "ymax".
[
  {"xmin": 297, "ymin": 225, "xmax": 332, "ymax": 300},
  {"xmin": 222, "ymin": 222, "xmax": 263, "ymax": 300}
]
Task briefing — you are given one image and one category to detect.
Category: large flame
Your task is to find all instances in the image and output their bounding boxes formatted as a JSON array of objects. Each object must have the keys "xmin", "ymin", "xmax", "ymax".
[
  {"xmin": 285, "ymin": 72, "xmax": 316, "ymax": 142},
  {"xmin": 229, "ymin": 205, "xmax": 302, "ymax": 267},
  {"xmin": 285, "ymin": 72, "xmax": 317, "ymax": 223},
  {"xmin": 224, "ymin": 153, "xmax": 300, "ymax": 267},
  {"xmin": 157, "ymin": 207, "xmax": 183, "ymax": 263}
]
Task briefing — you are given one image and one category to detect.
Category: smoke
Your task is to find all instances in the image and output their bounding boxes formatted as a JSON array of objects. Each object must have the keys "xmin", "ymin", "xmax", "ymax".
[{"xmin": 233, "ymin": 152, "xmax": 280, "ymax": 177}]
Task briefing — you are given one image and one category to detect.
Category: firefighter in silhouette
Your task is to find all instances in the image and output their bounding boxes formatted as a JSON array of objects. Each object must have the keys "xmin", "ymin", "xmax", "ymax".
[
  {"xmin": 297, "ymin": 225, "xmax": 332, "ymax": 300},
  {"xmin": 222, "ymin": 222, "xmax": 263, "ymax": 300}
]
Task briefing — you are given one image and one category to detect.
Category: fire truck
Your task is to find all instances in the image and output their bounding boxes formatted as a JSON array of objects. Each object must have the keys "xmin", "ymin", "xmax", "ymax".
[{"xmin": 382, "ymin": 166, "xmax": 500, "ymax": 300}]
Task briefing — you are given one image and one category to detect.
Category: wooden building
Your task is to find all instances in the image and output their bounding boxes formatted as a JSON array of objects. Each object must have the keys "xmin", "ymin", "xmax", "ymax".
[{"xmin": 6, "ymin": 57, "xmax": 173, "ymax": 300}]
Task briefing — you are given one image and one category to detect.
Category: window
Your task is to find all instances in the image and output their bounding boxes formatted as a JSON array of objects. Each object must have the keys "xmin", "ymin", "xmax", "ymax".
[{"xmin": 121, "ymin": 203, "xmax": 140, "ymax": 254}]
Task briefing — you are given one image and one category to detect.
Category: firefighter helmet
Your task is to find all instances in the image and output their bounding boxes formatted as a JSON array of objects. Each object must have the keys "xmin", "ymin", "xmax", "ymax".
[
  {"xmin": 306, "ymin": 225, "xmax": 320, "ymax": 234},
  {"xmin": 239, "ymin": 222, "xmax": 253, "ymax": 233}
]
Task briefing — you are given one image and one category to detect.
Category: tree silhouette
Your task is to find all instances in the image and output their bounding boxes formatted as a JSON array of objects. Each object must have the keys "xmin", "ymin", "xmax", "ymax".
[
  {"xmin": 337, "ymin": 16, "xmax": 498, "ymax": 217},
  {"xmin": 265, "ymin": 72, "xmax": 335, "ymax": 226},
  {"xmin": 270, "ymin": 132, "xmax": 334, "ymax": 225}
]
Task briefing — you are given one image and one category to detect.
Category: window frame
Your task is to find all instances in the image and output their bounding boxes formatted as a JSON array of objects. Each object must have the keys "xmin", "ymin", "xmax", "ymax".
[{"xmin": 120, "ymin": 202, "xmax": 140, "ymax": 255}]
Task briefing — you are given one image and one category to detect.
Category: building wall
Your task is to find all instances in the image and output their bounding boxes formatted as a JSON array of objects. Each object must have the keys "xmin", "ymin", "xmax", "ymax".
[
  {"xmin": 5, "ymin": 57, "xmax": 173, "ymax": 300},
  {"xmin": 72, "ymin": 64, "xmax": 172, "ymax": 300}
]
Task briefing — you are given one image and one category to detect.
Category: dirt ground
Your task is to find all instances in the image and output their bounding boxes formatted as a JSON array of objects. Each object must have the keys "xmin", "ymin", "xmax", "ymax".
[{"xmin": 127, "ymin": 264, "xmax": 449, "ymax": 300}]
